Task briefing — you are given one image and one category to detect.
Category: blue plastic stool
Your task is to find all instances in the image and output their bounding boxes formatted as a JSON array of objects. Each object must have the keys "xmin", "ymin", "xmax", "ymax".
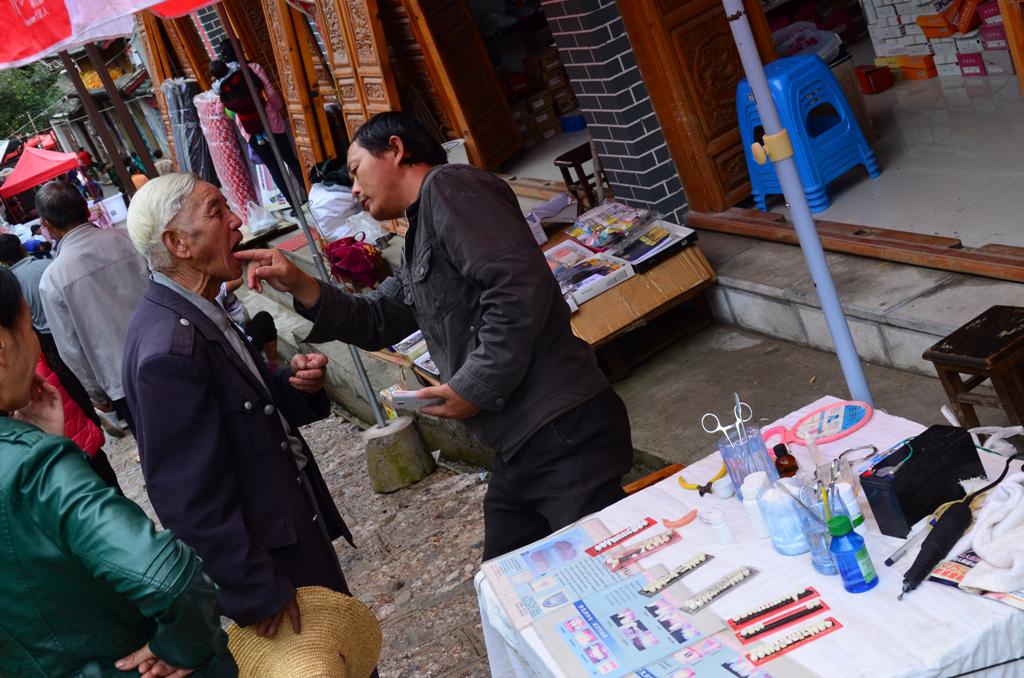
[{"xmin": 737, "ymin": 54, "xmax": 880, "ymax": 213}]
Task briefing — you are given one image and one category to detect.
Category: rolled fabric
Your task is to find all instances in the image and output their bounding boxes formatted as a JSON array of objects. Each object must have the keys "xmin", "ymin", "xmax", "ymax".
[{"xmin": 194, "ymin": 90, "xmax": 258, "ymax": 222}]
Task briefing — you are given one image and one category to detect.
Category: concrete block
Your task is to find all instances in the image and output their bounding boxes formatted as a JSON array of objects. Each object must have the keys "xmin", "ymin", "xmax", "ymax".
[
  {"xmin": 880, "ymin": 325, "xmax": 941, "ymax": 376},
  {"xmin": 886, "ymin": 275, "xmax": 1024, "ymax": 336},
  {"xmin": 692, "ymin": 229, "xmax": 755, "ymax": 268},
  {"xmin": 795, "ymin": 305, "xmax": 890, "ymax": 365},
  {"xmin": 707, "ymin": 284, "xmax": 734, "ymax": 324},
  {"xmin": 784, "ymin": 254, "xmax": 953, "ymax": 323},
  {"xmin": 362, "ymin": 416, "xmax": 436, "ymax": 493},
  {"xmin": 725, "ymin": 289, "xmax": 808, "ymax": 344},
  {"xmin": 714, "ymin": 240, "xmax": 816, "ymax": 297}
]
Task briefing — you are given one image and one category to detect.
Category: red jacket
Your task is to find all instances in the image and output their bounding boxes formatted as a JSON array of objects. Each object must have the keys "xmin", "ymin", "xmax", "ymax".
[{"xmin": 35, "ymin": 353, "xmax": 104, "ymax": 457}]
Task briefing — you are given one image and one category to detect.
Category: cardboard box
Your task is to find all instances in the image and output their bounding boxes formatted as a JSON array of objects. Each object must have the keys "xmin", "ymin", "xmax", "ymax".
[
  {"xmin": 983, "ymin": 48, "xmax": 1016, "ymax": 73},
  {"xmin": 515, "ymin": 118, "xmax": 536, "ymax": 138},
  {"xmin": 510, "ymin": 101, "xmax": 529, "ymax": 122},
  {"xmin": 934, "ymin": 52, "xmax": 959, "ymax": 64},
  {"xmin": 532, "ymin": 106, "xmax": 557, "ymax": 128},
  {"xmin": 542, "ymin": 70, "xmax": 568, "ymax": 91},
  {"xmin": 932, "ymin": 38, "xmax": 958, "ymax": 54},
  {"xmin": 877, "ymin": 5, "xmax": 897, "ymax": 17},
  {"xmin": 874, "ymin": 55, "xmax": 904, "ymax": 77},
  {"xmin": 958, "ymin": 51, "xmax": 987, "ymax": 75},
  {"xmin": 937, "ymin": 62, "xmax": 963, "ymax": 77},
  {"xmin": 917, "ymin": 14, "xmax": 956, "ymax": 37},
  {"xmin": 898, "ymin": 54, "xmax": 935, "ymax": 69},
  {"xmin": 524, "ymin": 48, "xmax": 562, "ymax": 75},
  {"xmin": 981, "ymin": 24, "xmax": 1008, "ymax": 49},
  {"xmin": 526, "ymin": 91, "xmax": 554, "ymax": 112},
  {"xmin": 977, "ymin": 0, "xmax": 1002, "ymax": 24},
  {"xmin": 904, "ymin": 43, "xmax": 935, "ymax": 55},
  {"xmin": 870, "ymin": 24, "xmax": 905, "ymax": 39},
  {"xmin": 955, "ymin": 30, "xmax": 984, "ymax": 53},
  {"xmin": 949, "ymin": 0, "xmax": 982, "ymax": 33},
  {"xmin": 552, "ymin": 89, "xmax": 576, "ymax": 115},
  {"xmin": 832, "ymin": 57, "xmax": 877, "ymax": 141},
  {"xmin": 536, "ymin": 118, "xmax": 561, "ymax": 142}
]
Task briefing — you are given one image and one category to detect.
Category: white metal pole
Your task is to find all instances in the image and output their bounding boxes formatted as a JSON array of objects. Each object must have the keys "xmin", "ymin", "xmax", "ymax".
[
  {"xmin": 215, "ymin": 3, "xmax": 388, "ymax": 427},
  {"xmin": 722, "ymin": 0, "xmax": 873, "ymax": 405}
]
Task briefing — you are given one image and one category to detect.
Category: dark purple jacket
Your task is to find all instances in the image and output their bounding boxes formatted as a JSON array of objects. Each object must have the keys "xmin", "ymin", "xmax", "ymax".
[{"xmin": 122, "ymin": 282, "xmax": 352, "ymax": 625}]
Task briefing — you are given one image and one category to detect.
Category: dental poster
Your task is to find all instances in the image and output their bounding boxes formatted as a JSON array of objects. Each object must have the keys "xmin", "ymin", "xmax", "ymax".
[
  {"xmin": 533, "ymin": 567, "xmax": 728, "ymax": 678},
  {"xmin": 481, "ymin": 518, "xmax": 634, "ymax": 629}
]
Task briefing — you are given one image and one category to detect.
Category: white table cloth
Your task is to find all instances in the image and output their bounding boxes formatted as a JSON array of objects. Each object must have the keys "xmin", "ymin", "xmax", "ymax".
[{"xmin": 477, "ymin": 396, "xmax": 1024, "ymax": 677}]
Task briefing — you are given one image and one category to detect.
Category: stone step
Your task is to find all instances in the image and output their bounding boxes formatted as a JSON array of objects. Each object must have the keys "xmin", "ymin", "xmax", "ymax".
[{"xmin": 698, "ymin": 229, "xmax": 1024, "ymax": 377}]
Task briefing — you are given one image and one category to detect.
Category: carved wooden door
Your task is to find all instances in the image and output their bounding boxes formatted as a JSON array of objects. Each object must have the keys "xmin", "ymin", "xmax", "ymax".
[
  {"xmin": 318, "ymin": 0, "xmax": 401, "ymax": 135},
  {"xmin": 400, "ymin": 0, "xmax": 520, "ymax": 169},
  {"xmin": 261, "ymin": 0, "xmax": 336, "ymax": 181},
  {"xmin": 617, "ymin": 0, "xmax": 777, "ymax": 212},
  {"xmin": 998, "ymin": 0, "xmax": 1024, "ymax": 94}
]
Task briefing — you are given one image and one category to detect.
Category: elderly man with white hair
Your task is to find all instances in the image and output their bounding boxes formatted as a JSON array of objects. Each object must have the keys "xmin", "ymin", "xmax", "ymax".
[{"xmin": 121, "ymin": 173, "xmax": 356, "ymax": 638}]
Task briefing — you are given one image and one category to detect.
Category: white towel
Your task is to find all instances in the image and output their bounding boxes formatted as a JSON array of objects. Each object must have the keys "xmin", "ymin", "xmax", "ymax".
[{"xmin": 954, "ymin": 472, "xmax": 1024, "ymax": 594}]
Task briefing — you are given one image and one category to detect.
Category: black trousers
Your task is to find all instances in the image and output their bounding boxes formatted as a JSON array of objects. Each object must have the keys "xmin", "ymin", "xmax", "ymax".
[
  {"xmin": 248, "ymin": 133, "xmax": 304, "ymax": 211},
  {"xmin": 243, "ymin": 310, "xmax": 277, "ymax": 353},
  {"xmin": 482, "ymin": 388, "xmax": 634, "ymax": 561}
]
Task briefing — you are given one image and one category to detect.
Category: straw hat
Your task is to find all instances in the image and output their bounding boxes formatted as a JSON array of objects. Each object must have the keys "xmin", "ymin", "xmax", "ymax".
[{"xmin": 227, "ymin": 586, "xmax": 382, "ymax": 678}]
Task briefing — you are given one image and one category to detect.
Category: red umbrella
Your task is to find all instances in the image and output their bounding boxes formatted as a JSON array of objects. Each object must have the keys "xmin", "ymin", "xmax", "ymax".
[{"xmin": 0, "ymin": 146, "xmax": 78, "ymax": 198}]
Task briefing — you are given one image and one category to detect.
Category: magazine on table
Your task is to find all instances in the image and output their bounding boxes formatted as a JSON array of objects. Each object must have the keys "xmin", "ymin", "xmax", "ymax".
[
  {"xmin": 413, "ymin": 351, "xmax": 440, "ymax": 376},
  {"xmin": 929, "ymin": 548, "xmax": 1024, "ymax": 611},
  {"xmin": 609, "ymin": 221, "xmax": 697, "ymax": 271},
  {"xmin": 544, "ymin": 240, "xmax": 635, "ymax": 306}
]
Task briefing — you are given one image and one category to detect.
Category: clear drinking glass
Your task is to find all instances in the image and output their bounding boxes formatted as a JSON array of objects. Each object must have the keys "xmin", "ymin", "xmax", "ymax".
[
  {"xmin": 798, "ymin": 500, "xmax": 838, "ymax": 576},
  {"xmin": 719, "ymin": 426, "xmax": 779, "ymax": 500}
]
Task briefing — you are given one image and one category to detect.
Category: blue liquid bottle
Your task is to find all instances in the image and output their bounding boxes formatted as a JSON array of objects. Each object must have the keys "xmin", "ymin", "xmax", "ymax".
[{"xmin": 828, "ymin": 516, "xmax": 879, "ymax": 593}]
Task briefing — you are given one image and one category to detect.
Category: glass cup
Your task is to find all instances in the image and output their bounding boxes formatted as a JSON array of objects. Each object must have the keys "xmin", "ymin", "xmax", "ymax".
[
  {"xmin": 798, "ymin": 500, "xmax": 838, "ymax": 576},
  {"xmin": 719, "ymin": 426, "xmax": 779, "ymax": 501}
]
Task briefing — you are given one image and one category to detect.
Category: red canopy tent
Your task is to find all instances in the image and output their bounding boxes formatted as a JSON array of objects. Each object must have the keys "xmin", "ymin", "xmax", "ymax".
[{"xmin": 0, "ymin": 146, "xmax": 78, "ymax": 198}]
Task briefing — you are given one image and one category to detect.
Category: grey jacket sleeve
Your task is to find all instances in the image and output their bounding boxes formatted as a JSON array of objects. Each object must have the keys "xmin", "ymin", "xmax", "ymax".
[
  {"xmin": 431, "ymin": 171, "xmax": 556, "ymax": 411},
  {"xmin": 38, "ymin": 277, "xmax": 105, "ymax": 402},
  {"xmin": 299, "ymin": 278, "xmax": 419, "ymax": 350}
]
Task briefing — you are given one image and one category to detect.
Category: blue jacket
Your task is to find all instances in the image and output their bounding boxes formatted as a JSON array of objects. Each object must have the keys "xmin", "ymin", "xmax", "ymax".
[{"xmin": 122, "ymin": 281, "xmax": 352, "ymax": 625}]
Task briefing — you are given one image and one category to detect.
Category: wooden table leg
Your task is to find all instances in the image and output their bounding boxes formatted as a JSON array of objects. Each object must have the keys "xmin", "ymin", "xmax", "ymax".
[
  {"xmin": 933, "ymin": 364, "xmax": 981, "ymax": 428},
  {"xmin": 990, "ymin": 367, "xmax": 1024, "ymax": 425}
]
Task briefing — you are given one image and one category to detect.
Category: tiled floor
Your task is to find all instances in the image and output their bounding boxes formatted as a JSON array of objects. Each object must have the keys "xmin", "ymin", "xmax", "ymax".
[
  {"xmin": 771, "ymin": 70, "xmax": 1024, "ymax": 247},
  {"xmin": 503, "ymin": 128, "xmax": 591, "ymax": 181}
]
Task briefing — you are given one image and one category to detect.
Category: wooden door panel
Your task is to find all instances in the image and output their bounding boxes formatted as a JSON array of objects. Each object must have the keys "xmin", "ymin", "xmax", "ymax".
[
  {"xmin": 998, "ymin": 0, "xmax": 1024, "ymax": 94},
  {"xmin": 320, "ymin": 0, "xmax": 400, "ymax": 138},
  {"xmin": 262, "ymin": 0, "xmax": 334, "ymax": 178},
  {"xmin": 619, "ymin": 0, "xmax": 776, "ymax": 212},
  {"xmin": 400, "ymin": 0, "xmax": 520, "ymax": 168}
]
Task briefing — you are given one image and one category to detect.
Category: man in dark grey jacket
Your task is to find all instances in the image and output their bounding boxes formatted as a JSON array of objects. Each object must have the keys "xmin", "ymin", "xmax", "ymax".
[{"xmin": 237, "ymin": 112, "xmax": 634, "ymax": 559}]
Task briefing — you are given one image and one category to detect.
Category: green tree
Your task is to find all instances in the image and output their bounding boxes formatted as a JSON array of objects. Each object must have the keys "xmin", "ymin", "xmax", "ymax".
[{"xmin": 0, "ymin": 62, "xmax": 63, "ymax": 139}]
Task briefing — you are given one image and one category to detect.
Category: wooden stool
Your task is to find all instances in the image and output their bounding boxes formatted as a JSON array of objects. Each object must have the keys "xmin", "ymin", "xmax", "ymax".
[
  {"xmin": 554, "ymin": 142, "xmax": 610, "ymax": 211},
  {"xmin": 923, "ymin": 305, "xmax": 1024, "ymax": 427}
]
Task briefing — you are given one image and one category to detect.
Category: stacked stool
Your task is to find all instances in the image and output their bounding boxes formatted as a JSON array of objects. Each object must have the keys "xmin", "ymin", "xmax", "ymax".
[
  {"xmin": 737, "ymin": 54, "xmax": 879, "ymax": 213},
  {"xmin": 923, "ymin": 306, "xmax": 1024, "ymax": 427}
]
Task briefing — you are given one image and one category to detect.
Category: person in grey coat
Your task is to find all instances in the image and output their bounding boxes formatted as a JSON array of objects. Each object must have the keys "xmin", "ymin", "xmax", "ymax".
[
  {"xmin": 36, "ymin": 181, "xmax": 149, "ymax": 429},
  {"xmin": 237, "ymin": 111, "xmax": 635, "ymax": 560}
]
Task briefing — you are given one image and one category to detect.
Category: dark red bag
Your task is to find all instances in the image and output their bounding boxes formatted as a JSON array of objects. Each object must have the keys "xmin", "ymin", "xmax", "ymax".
[{"xmin": 324, "ymin": 232, "xmax": 389, "ymax": 289}]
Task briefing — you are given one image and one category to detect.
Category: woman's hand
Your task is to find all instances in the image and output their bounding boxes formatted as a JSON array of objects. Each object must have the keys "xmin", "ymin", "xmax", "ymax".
[
  {"xmin": 234, "ymin": 248, "xmax": 322, "ymax": 309},
  {"xmin": 13, "ymin": 374, "xmax": 63, "ymax": 436},
  {"xmin": 115, "ymin": 643, "xmax": 194, "ymax": 678}
]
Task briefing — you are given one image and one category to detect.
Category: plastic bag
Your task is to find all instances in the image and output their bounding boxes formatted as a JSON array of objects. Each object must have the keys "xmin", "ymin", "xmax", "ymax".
[
  {"xmin": 345, "ymin": 211, "xmax": 387, "ymax": 243},
  {"xmin": 308, "ymin": 182, "xmax": 360, "ymax": 242},
  {"xmin": 772, "ymin": 21, "xmax": 842, "ymax": 62},
  {"xmin": 246, "ymin": 202, "xmax": 278, "ymax": 236}
]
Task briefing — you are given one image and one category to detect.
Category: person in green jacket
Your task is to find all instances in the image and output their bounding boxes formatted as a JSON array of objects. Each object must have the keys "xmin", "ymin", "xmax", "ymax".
[{"xmin": 0, "ymin": 266, "xmax": 236, "ymax": 677}]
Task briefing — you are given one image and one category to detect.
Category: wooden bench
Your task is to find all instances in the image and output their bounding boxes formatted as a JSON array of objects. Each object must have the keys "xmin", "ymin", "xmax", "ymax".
[{"xmin": 923, "ymin": 305, "xmax": 1024, "ymax": 427}]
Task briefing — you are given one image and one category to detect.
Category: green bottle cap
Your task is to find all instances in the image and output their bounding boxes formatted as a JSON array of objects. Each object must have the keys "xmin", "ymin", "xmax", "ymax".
[{"xmin": 828, "ymin": 515, "xmax": 853, "ymax": 537}]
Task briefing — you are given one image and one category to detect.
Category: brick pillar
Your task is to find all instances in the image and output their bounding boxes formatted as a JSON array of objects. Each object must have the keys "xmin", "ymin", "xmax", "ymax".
[{"xmin": 541, "ymin": 0, "xmax": 687, "ymax": 223}]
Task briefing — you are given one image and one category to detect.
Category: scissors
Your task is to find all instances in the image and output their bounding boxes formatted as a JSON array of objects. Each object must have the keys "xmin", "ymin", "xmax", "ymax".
[{"xmin": 701, "ymin": 393, "xmax": 753, "ymax": 445}]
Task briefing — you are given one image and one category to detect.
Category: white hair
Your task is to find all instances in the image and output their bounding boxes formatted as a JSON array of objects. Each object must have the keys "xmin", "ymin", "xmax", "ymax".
[{"xmin": 126, "ymin": 172, "xmax": 200, "ymax": 271}]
